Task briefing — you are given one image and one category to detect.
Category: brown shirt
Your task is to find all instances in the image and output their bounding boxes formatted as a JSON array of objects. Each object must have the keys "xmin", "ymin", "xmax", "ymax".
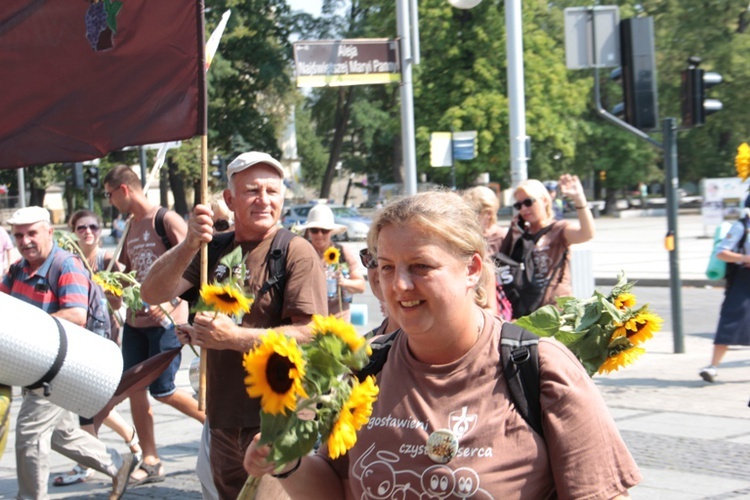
[
  {"xmin": 120, "ymin": 206, "xmax": 188, "ymax": 327},
  {"xmin": 182, "ymin": 228, "xmax": 328, "ymax": 428},
  {"xmin": 322, "ymin": 311, "xmax": 641, "ymax": 498}
]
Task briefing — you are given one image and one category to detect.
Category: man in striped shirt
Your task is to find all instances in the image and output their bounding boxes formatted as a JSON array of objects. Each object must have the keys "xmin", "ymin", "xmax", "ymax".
[{"xmin": 1, "ymin": 206, "xmax": 134, "ymax": 500}]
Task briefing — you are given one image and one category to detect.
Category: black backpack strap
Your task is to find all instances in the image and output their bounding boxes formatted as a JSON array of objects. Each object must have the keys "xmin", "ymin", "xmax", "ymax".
[
  {"xmin": 500, "ymin": 322, "xmax": 544, "ymax": 438},
  {"xmin": 154, "ymin": 207, "xmax": 172, "ymax": 250},
  {"xmin": 26, "ymin": 317, "xmax": 67, "ymax": 397},
  {"xmin": 257, "ymin": 229, "xmax": 296, "ymax": 297},
  {"xmin": 356, "ymin": 330, "xmax": 401, "ymax": 382}
]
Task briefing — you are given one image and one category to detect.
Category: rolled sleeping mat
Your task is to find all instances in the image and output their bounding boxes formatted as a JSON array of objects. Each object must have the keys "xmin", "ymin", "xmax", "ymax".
[{"xmin": 0, "ymin": 292, "xmax": 122, "ymax": 418}]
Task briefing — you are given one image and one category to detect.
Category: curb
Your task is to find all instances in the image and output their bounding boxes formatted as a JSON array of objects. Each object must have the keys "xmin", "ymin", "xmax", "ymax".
[{"xmin": 595, "ymin": 277, "xmax": 724, "ymax": 288}]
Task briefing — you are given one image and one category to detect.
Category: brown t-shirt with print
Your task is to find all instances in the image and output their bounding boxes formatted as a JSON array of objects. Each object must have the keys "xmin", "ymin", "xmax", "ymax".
[
  {"xmin": 182, "ymin": 228, "xmax": 328, "ymax": 428},
  {"xmin": 322, "ymin": 311, "xmax": 641, "ymax": 498},
  {"xmin": 120, "ymin": 206, "xmax": 188, "ymax": 328}
]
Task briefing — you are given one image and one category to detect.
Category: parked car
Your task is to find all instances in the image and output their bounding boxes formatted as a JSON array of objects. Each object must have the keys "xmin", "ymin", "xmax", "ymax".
[{"xmin": 282, "ymin": 203, "xmax": 371, "ymax": 241}]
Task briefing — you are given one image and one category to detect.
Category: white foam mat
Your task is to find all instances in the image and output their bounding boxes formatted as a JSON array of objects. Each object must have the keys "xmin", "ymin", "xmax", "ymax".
[{"xmin": 0, "ymin": 292, "xmax": 122, "ymax": 418}]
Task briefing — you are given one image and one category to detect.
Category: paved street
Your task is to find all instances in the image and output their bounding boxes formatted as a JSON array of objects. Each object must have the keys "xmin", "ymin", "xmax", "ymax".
[{"xmin": 1, "ymin": 212, "xmax": 749, "ymax": 499}]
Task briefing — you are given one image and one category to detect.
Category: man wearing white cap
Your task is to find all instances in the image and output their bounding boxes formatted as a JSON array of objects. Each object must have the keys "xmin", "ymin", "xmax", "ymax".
[
  {"xmin": 141, "ymin": 151, "xmax": 328, "ymax": 498},
  {"xmin": 0, "ymin": 206, "xmax": 135, "ymax": 500}
]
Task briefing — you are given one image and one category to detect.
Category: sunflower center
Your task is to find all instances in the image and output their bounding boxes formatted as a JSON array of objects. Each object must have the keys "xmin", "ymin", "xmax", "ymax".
[
  {"xmin": 217, "ymin": 293, "xmax": 239, "ymax": 304},
  {"xmin": 266, "ymin": 353, "xmax": 295, "ymax": 394}
]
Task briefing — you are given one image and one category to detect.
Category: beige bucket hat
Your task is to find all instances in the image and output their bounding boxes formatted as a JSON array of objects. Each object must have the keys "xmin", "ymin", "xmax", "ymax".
[{"xmin": 297, "ymin": 204, "xmax": 347, "ymax": 236}]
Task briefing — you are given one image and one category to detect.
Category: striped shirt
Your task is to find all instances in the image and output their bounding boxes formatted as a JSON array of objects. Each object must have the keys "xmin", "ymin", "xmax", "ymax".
[{"xmin": 0, "ymin": 244, "xmax": 89, "ymax": 313}]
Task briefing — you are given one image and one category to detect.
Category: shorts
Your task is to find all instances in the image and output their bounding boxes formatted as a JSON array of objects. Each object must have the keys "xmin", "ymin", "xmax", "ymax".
[{"xmin": 122, "ymin": 324, "xmax": 182, "ymax": 398}]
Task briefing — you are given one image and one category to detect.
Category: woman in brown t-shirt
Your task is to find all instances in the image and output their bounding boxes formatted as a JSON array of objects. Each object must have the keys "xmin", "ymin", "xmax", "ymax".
[{"xmin": 508, "ymin": 175, "xmax": 595, "ymax": 310}]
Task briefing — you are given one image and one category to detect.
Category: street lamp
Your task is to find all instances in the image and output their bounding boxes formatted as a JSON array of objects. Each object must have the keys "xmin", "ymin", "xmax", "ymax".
[{"xmin": 398, "ymin": 0, "xmax": 528, "ymax": 195}]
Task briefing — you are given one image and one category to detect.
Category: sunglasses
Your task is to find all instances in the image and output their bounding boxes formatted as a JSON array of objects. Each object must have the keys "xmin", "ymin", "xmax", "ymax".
[
  {"xmin": 513, "ymin": 198, "xmax": 536, "ymax": 210},
  {"xmin": 359, "ymin": 248, "xmax": 377, "ymax": 269},
  {"xmin": 309, "ymin": 228, "xmax": 331, "ymax": 235},
  {"xmin": 105, "ymin": 185, "xmax": 122, "ymax": 199},
  {"xmin": 213, "ymin": 219, "xmax": 230, "ymax": 232},
  {"xmin": 76, "ymin": 224, "xmax": 100, "ymax": 233}
]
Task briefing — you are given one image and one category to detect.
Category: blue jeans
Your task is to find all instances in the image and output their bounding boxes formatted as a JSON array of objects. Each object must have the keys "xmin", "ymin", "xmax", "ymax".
[{"xmin": 121, "ymin": 324, "xmax": 182, "ymax": 398}]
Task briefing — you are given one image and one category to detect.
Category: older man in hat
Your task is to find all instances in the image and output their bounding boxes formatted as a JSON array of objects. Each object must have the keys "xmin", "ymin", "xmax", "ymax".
[
  {"xmin": 141, "ymin": 152, "xmax": 328, "ymax": 498},
  {"xmin": 0, "ymin": 206, "xmax": 135, "ymax": 500}
]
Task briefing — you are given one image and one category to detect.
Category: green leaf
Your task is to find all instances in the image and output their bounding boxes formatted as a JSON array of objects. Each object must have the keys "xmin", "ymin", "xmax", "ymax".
[{"xmin": 514, "ymin": 305, "xmax": 562, "ymax": 338}]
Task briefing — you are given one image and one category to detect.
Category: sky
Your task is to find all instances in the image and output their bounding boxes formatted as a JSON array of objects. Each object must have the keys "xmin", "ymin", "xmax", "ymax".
[{"xmin": 287, "ymin": 0, "xmax": 323, "ymax": 15}]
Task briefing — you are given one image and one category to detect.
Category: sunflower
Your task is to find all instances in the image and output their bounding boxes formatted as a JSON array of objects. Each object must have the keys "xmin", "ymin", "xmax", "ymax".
[
  {"xmin": 598, "ymin": 346, "xmax": 646, "ymax": 375},
  {"xmin": 93, "ymin": 274, "xmax": 122, "ymax": 296},
  {"xmin": 613, "ymin": 292, "xmax": 636, "ymax": 309},
  {"xmin": 200, "ymin": 283, "xmax": 252, "ymax": 316},
  {"xmin": 609, "ymin": 323, "xmax": 628, "ymax": 341},
  {"xmin": 327, "ymin": 376, "xmax": 379, "ymax": 459},
  {"xmin": 324, "ymin": 246, "xmax": 340, "ymax": 266},
  {"xmin": 622, "ymin": 311, "xmax": 663, "ymax": 346},
  {"xmin": 312, "ymin": 314, "xmax": 368, "ymax": 353},
  {"xmin": 243, "ymin": 330, "xmax": 308, "ymax": 415}
]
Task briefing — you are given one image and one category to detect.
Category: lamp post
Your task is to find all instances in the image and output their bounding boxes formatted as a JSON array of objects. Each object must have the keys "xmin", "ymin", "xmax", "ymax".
[{"xmin": 400, "ymin": 0, "xmax": 528, "ymax": 196}]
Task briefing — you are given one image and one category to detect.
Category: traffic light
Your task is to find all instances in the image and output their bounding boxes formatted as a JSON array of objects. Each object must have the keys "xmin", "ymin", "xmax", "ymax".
[
  {"xmin": 681, "ymin": 57, "xmax": 723, "ymax": 127},
  {"xmin": 71, "ymin": 162, "xmax": 84, "ymax": 189},
  {"xmin": 86, "ymin": 166, "xmax": 100, "ymax": 187},
  {"xmin": 612, "ymin": 17, "xmax": 659, "ymax": 130}
]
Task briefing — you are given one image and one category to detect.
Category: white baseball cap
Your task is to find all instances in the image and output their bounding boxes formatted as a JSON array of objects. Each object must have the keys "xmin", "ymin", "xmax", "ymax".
[
  {"xmin": 226, "ymin": 152, "xmax": 285, "ymax": 180},
  {"xmin": 7, "ymin": 206, "xmax": 51, "ymax": 225}
]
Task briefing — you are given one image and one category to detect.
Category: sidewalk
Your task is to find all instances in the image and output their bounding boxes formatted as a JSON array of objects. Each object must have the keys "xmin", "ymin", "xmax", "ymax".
[{"xmin": 2, "ymin": 213, "xmax": 748, "ymax": 499}]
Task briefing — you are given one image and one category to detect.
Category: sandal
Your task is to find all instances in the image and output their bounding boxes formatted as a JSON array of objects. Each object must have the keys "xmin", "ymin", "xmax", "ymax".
[
  {"xmin": 52, "ymin": 464, "xmax": 94, "ymax": 487},
  {"xmin": 125, "ymin": 426, "xmax": 142, "ymax": 465},
  {"xmin": 128, "ymin": 461, "xmax": 166, "ymax": 487}
]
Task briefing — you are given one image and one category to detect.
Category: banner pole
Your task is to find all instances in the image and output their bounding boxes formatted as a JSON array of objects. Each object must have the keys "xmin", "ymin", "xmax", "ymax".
[{"xmin": 198, "ymin": 134, "xmax": 209, "ymax": 411}]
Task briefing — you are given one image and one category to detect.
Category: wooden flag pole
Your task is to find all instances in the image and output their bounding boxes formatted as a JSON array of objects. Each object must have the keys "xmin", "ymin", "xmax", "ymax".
[{"xmin": 198, "ymin": 134, "xmax": 209, "ymax": 411}]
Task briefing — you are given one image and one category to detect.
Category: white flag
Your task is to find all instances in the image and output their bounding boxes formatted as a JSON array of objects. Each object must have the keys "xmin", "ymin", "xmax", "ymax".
[{"xmin": 205, "ymin": 10, "xmax": 231, "ymax": 71}]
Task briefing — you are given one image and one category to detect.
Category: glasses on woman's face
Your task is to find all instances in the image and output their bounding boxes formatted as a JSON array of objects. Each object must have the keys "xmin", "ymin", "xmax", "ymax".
[
  {"xmin": 513, "ymin": 198, "xmax": 536, "ymax": 210},
  {"xmin": 359, "ymin": 248, "xmax": 377, "ymax": 269},
  {"xmin": 213, "ymin": 219, "xmax": 230, "ymax": 232},
  {"xmin": 76, "ymin": 224, "xmax": 100, "ymax": 233},
  {"xmin": 309, "ymin": 228, "xmax": 331, "ymax": 235}
]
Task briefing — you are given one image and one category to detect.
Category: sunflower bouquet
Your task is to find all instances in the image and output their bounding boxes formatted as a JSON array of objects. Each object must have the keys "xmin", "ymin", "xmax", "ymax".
[
  {"xmin": 514, "ymin": 273, "xmax": 663, "ymax": 376},
  {"xmin": 324, "ymin": 246, "xmax": 349, "ymax": 311},
  {"xmin": 238, "ymin": 314, "xmax": 378, "ymax": 498},
  {"xmin": 736, "ymin": 142, "xmax": 750, "ymax": 182},
  {"xmin": 192, "ymin": 245, "xmax": 253, "ymax": 320}
]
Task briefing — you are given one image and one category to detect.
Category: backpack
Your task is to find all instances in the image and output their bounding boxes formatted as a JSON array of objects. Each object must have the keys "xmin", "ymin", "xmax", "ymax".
[
  {"xmin": 357, "ymin": 322, "xmax": 545, "ymax": 438},
  {"xmin": 180, "ymin": 228, "xmax": 297, "ymax": 318},
  {"xmin": 494, "ymin": 222, "xmax": 567, "ymax": 318},
  {"xmin": 725, "ymin": 218, "xmax": 749, "ymax": 290},
  {"xmin": 9, "ymin": 249, "xmax": 112, "ymax": 340},
  {"xmin": 154, "ymin": 206, "xmax": 173, "ymax": 250}
]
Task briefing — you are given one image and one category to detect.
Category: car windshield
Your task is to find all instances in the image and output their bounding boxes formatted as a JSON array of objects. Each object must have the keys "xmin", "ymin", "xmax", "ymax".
[{"xmin": 331, "ymin": 206, "xmax": 360, "ymax": 217}]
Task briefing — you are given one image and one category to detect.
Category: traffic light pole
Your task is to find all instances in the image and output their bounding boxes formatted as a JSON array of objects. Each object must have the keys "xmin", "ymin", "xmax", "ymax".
[
  {"xmin": 592, "ymin": 68, "xmax": 685, "ymax": 354},
  {"xmin": 663, "ymin": 117, "xmax": 684, "ymax": 353}
]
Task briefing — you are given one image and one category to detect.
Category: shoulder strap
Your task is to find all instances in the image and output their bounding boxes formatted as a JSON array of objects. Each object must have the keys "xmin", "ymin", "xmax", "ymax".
[
  {"xmin": 26, "ymin": 317, "xmax": 67, "ymax": 397},
  {"xmin": 179, "ymin": 231, "xmax": 236, "ymax": 305},
  {"xmin": 356, "ymin": 330, "xmax": 401, "ymax": 382},
  {"xmin": 154, "ymin": 207, "xmax": 172, "ymax": 250},
  {"xmin": 258, "ymin": 228, "xmax": 296, "ymax": 297},
  {"xmin": 500, "ymin": 322, "xmax": 544, "ymax": 438}
]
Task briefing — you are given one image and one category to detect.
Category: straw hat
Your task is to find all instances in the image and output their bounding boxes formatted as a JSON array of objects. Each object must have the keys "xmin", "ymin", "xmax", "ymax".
[{"xmin": 297, "ymin": 205, "xmax": 347, "ymax": 236}]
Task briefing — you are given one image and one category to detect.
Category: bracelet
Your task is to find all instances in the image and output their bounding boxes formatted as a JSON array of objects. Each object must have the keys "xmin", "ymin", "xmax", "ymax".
[
  {"xmin": 272, "ymin": 457, "xmax": 301, "ymax": 479},
  {"xmin": 575, "ymin": 205, "xmax": 588, "ymax": 210}
]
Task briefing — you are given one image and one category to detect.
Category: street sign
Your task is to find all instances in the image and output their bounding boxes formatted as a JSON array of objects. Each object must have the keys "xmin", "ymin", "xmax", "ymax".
[
  {"xmin": 430, "ymin": 132, "xmax": 452, "ymax": 167},
  {"xmin": 564, "ymin": 6, "xmax": 620, "ymax": 70},
  {"xmin": 293, "ymin": 39, "xmax": 400, "ymax": 87}
]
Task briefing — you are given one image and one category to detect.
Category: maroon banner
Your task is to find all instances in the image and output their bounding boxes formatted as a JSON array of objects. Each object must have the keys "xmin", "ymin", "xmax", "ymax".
[{"xmin": 0, "ymin": 0, "xmax": 206, "ymax": 168}]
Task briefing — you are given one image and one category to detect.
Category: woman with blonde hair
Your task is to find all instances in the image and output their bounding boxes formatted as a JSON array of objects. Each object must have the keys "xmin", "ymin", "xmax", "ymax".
[
  {"xmin": 500, "ymin": 174, "xmax": 595, "ymax": 317},
  {"xmin": 463, "ymin": 186, "xmax": 511, "ymax": 319},
  {"xmin": 243, "ymin": 191, "xmax": 639, "ymax": 498},
  {"xmin": 53, "ymin": 210, "xmax": 142, "ymax": 486}
]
